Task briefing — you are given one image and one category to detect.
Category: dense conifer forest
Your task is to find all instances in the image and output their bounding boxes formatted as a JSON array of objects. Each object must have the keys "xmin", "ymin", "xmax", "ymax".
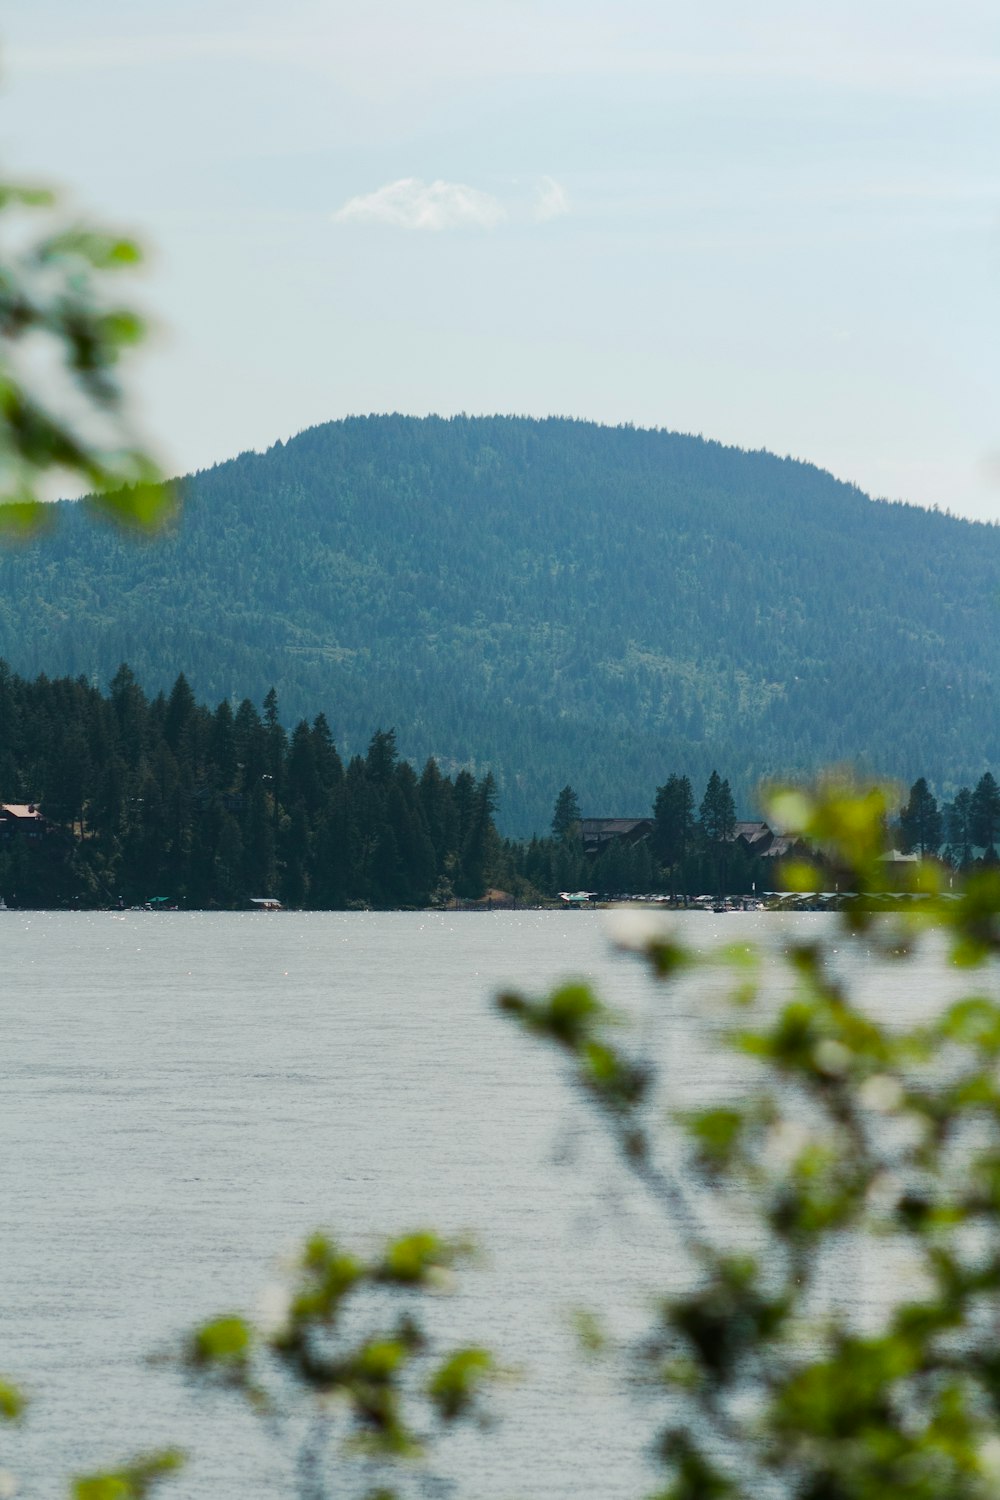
[
  {"xmin": 0, "ymin": 667, "xmax": 502, "ymax": 909},
  {"xmin": 1, "ymin": 667, "xmax": 996, "ymax": 909},
  {"xmin": 0, "ymin": 415, "xmax": 998, "ymax": 833}
]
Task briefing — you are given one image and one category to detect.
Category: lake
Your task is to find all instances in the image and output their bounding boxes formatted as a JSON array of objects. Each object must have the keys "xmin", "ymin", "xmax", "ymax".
[{"xmin": 1, "ymin": 910, "xmax": 990, "ymax": 1498}]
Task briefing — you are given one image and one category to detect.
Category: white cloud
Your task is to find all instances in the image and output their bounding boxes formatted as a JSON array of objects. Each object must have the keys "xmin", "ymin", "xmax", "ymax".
[
  {"xmin": 533, "ymin": 176, "xmax": 570, "ymax": 222},
  {"xmin": 334, "ymin": 178, "xmax": 507, "ymax": 231}
]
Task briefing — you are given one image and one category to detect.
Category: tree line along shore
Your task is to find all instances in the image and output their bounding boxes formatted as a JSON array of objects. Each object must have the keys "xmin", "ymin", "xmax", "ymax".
[{"xmin": 1, "ymin": 665, "xmax": 997, "ymax": 911}]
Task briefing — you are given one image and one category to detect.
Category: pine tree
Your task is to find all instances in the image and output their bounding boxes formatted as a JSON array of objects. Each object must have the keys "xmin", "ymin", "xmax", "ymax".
[
  {"xmin": 310, "ymin": 714, "xmax": 343, "ymax": 794},
  {"xmin": 700, "ymin": 771, "xmax": 736, "ymax": 898},
  {"xmin": 286, "ymin": 721, "xmax": 321, "ymax": 814},
  {"xmin": 209, "ymin": 701, "xmax": 239, "ymax": 790},
  {"xmin": 163, "ymin": 673, "xmax": 196, "ymax": 756},
  {"xmin": 652, "ymin": 773, "xmax": 695, "ymax": 897},
  {"xmin": 699, "ymin": 771, "xmax": 735, "ymax": 841},
  {"xmin": 971, "ymin": 772, "xmax": 1000, "ymax": 860},
  {"xmin": 550, "ymin": 785, "xmax": 581, "ymax": 841},
  {"xmin": 365, "ymin": 728, "xmax": 398, "ymax": 786},
  {"xmin": 945, "ymin": 788, "xmax": 974, "ymax": 869},
  {"xmin": 899, "ymin": 777, "xmax": 942, "ymax": 857}
]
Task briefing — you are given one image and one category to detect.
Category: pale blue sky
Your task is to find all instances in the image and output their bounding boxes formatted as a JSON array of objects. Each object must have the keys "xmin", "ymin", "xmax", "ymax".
[{"xmin": 5, "ymin": 0, "xmax": 1000, "ymax": 519}]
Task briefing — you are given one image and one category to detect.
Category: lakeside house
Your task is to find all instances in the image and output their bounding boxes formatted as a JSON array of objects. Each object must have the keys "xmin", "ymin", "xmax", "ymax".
[
  {"xmin": 0, "ymin": 803, "xmax": 49, "ymax": 840},
  {"xmin": 579, "ymin": 815, "xmax": 809, "ymax": 866},
  {"xmin": 729, "ymin": 821, "xmax": 810, "ymax": 863},
  {"xmin": 580, "ymin": 818, "xmax": 654, "ymax": 855}
]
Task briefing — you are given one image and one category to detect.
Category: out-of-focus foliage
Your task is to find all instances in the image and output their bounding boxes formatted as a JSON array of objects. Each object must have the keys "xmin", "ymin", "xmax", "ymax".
[
  {"xmin": 71, "ymin": 1451, "xmax": 183, "ymax": 1500},
  {"xmin": 501, "ymin": 779, "xmax": 1000, "ymax": 1500},
  {"xmin": 0, "ymin": 414, "xmax": 998, "ymax": 831},
  {"xmin": 0, "ymin": 1377, "xmax": 23, "ymax": 1421},
  {"xmin": 183, "ymin": 1230, "xmax": 496, "ymax": 1494},
  {"xmin": 0, "ymin": 177, "xmax": 172, "ymax": 534}
]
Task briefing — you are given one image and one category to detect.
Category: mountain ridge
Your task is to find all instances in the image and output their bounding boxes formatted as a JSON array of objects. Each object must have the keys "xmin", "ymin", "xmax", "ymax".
[{"xmin": 1, "ymin": 413, "xmax": 997, "ymax": 832}]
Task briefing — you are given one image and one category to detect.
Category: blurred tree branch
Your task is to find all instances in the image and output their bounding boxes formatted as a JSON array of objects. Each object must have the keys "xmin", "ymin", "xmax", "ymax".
[{"xmin": 0, "ymin": 177, "xmax": 173, "ymax": 536}]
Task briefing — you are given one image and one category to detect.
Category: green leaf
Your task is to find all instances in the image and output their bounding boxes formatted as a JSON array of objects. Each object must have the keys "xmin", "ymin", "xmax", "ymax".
[
  {"xmin": 938, "ymin": 997, "xmax": 1000, "ymax": 1053},
  {"xmin": 354, "ymin": 1339, "xmax": 408, "ymax": 1380},
  {"xmin": 0, "ymin": 1376, "xmax": 25, "ymax": 1419},
  {"xmin": 569, "ymin": 1308, "xmax": 608, "ymax": 1356},
  {"xmin": 72, "ymin": 1451, "xmax": 183, "ymax": 1500},
  {"xmin": 382, "ymin": 1230, "xmax": 447, "ymax": 1284},
  {"xmin": 427, "ymin": 1347, "xmax": 494, "ymax": 1420},
  {"xmin": 37, "ymin": 228, "xmax": 143, "ymax": 270},
  {"xmin": 0, "ymin": 498, "xmax": 53, "ymax": 537},
  {"xmin": 98, "ymin": 310, "xmax": 147, "ymax": 349},
  {"xmin": 498, "ymin": 982, "xmax": 609, "ymax": 1050},
  {"xmin": 189, "ymin": 1315, "xmax": 251, "ymax": 1368},
  {"xmin": 0, "ymin": 183, "xmax": 56, "ymax": 209},
  {"xmin": 683, "ymin": 1107, "xmax": 744, "ymax": 1171},
  {"xmin": 85, "ymin": 481, "xmax": 177, "ymax": 533}
]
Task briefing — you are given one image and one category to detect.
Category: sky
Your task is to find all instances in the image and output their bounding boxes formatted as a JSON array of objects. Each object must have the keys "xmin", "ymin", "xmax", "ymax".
[{"xmin": 5, "ymin": 0, "xmax": 1000, "ymax": 521}]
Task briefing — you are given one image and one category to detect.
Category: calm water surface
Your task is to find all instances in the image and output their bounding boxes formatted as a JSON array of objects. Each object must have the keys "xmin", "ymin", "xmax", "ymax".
[{"xmin": 2, "ymin": 911, "xmax": 991, "ymax": 1497}]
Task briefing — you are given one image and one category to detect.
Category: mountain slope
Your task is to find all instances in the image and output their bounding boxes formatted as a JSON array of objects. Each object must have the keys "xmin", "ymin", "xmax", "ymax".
[{"xmin": 1, "ymin": 414, "xmax": 997, "ymax": 832}]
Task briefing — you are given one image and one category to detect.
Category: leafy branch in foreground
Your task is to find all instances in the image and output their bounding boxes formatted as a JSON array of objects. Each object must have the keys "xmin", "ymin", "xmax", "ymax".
[
  {"xmin": 71, "ymin": 1450, "xmax": 184, "ymax": 1500},
  {"xmin": 182, "ymin": 1230, "xmax": 497, "ymax": 1498},
  {"xmin": 500, "ymin": 778, "xmax": 1000, "ymax": 1500},
  {"xmin": 0, "ymin": 178, "xmax": 172, "ymax": 534}
]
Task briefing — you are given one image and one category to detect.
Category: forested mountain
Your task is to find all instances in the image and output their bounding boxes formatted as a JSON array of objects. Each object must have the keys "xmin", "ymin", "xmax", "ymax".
[{"xmin": 1, "ymin": 415, "xmax": 997, "ymax": 833}]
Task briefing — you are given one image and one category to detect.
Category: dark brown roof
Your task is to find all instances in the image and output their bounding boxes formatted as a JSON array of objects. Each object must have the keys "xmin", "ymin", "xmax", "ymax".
[
  {"xmin": 580, "ymin": 818, "xmax": 653, "ymax": 836},
  {"xmin": 580, "ymin": 817, "xmax": 655, "ymax": 851},
  {"xmin": 760, "ymin": 835, "xmax": 802, "ymax": 859},
  {"xmin": 730, "ymin": 820, "xmax": 773, "ymax": 846}
]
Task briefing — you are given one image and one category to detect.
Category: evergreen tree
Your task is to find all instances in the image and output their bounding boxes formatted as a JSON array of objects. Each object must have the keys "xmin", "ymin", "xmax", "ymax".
[
  {"xmin": 365, "ymin": 728, "xmax": 398, "ymax": 786},
  {"xmin": 699, "ymin": 770, "xmax": 737, "ymax": 844},
  {"xmin": 286, "ymin": 721, "xmax": 321, "ymax": 814},
  {"xmin": 244, "ymin": 780, "xmax": 277, "ymax": 896},
  {"xmin": 234, "ymin": 699, "xmax": 267, "ymax": 787},
  {"xmin": 280, "ymin": 801, "xmax": 311, "ymax": 907},
  {"xmin": 700, "ymin": 770, "xmax": 736, "ymax": 898},
  {"xmin": 971, "ymin": 772, "xmax": 1000, "ymax": 860},
  {"xmin": 652, "ymin": 773, "xmax": 695, "ymax": 897},
  {"xmin": 311, "ymin": 790, "xmax": 351, "ymax": 909},
  {"xmin": 388, "ymin": 764, "xmax": 436, "ymax": 906},
  {"xmin": 456, "ymin": 773, "xmax": 499, "ymax": 899},
  {"xmin": 108, "ymin": 664, "xmax": 148, "ymax": 771},
  {"xmin": 163, "ymin": 673, "xmax": 196, "ymax": 756},
  {"xmin": 419, "ymin": 758, "xmax": 457, "ymax": 865},
  {"xmin": 899, "ymin": 777, "xmax": 942, "ymax": 857},
  {"xmin": 310, "ymin": 713, "xmax": 343, "ymax": 794},
  {"xmin": 213, "ymin": 812, "xmax": 244, "ymax": 906},
  {"xmin": 262, "ymin": 687, "xmax": 287, "ymax": 816},
  {"xmin": 550, "ymin": 785, "xmax": 581, "ymax": 841},
  {"xmin": 944, "ymin": 787, "xmax": 975, "ymax": 869},
  {"xmin": 209, "ymin": 701, "xmax": 239, "ymax": 790}
]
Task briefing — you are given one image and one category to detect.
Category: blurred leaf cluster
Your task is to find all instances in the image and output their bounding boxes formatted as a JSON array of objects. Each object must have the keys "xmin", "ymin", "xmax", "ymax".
[
  {"xmin": 71, "ymin": 1452, "xmax": 183, "ymax": 1500},
  {"xmin": 500, "ymin": 780, "xmax": 1000, "ymax": 1500},
  {"xmin": 0, "ymin": 177, "xmax": 172, "ymax": 535},
  {"xmin": 183, "ymin": 1229, "xmax": 496, "ymax": 1495}
]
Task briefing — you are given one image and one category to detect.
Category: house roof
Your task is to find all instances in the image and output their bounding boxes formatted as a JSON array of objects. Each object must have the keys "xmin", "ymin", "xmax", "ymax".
[
  {"xmin": 760, "ymin": 835, "xmax": 801, "ymax": 858},
  {"xmin": 731, "ymin": 821, "xmax": 773, "ymax": 846},
  {"xmin": 1, "ymin": 803, "xmax": 43, "ymax": 820},
  {"xmin": 580, "ymin": 818, "xmax": 653, "ymax": 836}
]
